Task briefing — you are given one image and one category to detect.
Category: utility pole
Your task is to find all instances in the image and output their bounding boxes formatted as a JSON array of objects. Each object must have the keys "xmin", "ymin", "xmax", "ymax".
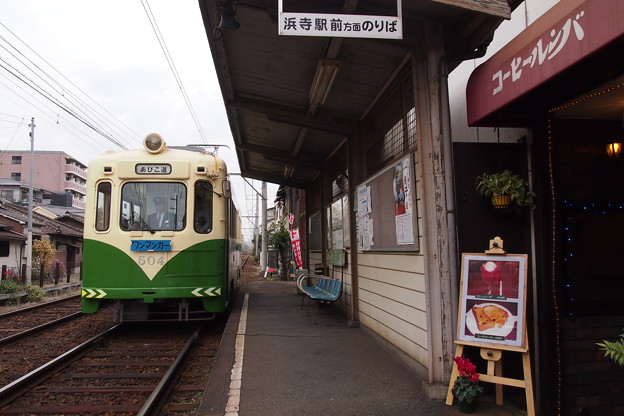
[
  {"xmin": 26, "ymin": 117, "xmax": 35, "ymax": 285},
  {"xmin": 260, "ymin": 181, "xmax": 268, "ymax": 272},
  {"xmin": 254, "ymin": 189, "xmax": 260, "ymax": 257}
]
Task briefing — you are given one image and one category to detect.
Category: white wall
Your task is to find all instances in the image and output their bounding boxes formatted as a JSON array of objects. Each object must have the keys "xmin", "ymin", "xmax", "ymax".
[{"xmin": 448, "ymin": 0, "xmax": 562, "ymax": 142}]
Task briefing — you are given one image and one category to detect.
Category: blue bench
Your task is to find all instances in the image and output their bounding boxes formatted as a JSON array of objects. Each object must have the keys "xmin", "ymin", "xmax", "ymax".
[{"xmin": 296, "ymin": 275, "xmax": 343, "ymax": 320}]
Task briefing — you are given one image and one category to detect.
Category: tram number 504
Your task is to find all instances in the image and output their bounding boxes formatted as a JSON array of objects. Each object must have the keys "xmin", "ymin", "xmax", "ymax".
[{"xmin": 137, "ymin": 255, "xmax": 165, "ymax": 266}]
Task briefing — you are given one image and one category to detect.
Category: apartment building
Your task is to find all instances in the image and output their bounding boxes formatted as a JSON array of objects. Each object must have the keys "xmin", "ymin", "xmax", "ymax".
[{"xmin": 0, "ymin": 151, "xmax": 87, "ymax": 208}]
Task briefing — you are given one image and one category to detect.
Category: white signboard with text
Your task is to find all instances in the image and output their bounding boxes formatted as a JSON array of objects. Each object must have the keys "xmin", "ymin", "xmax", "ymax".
[{"xmin": 278, "ymin": 0, "xmax": 402, "ymax": 39}]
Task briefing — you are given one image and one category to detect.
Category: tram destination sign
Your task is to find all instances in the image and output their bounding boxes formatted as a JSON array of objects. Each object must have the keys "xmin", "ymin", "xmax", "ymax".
[
  {"xmin": 135, "ymin": 163, "xmax": 171, "ymax": 175},
  {"xmin": 278, "ymin": 0, "xmax": 402, "ymax": 39}
]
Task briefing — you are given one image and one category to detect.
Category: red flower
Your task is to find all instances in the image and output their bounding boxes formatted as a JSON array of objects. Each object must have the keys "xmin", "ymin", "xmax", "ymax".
[
  {"xmin": 452, "ymin": 356, "xmax": 484, "ymax": 403},
  {"xmin": 454, "ymin": 356, "xmax": 480, "ymax": 381}
]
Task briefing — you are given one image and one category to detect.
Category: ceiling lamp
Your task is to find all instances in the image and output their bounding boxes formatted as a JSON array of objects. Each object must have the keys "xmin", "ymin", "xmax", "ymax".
[
  {"xmin": 308, "ymin": 59, "xmax": 341, "ymax": 115},
  {"xmin": 606, "ymin": 142, "xmax": 622, "ymax": 160}
]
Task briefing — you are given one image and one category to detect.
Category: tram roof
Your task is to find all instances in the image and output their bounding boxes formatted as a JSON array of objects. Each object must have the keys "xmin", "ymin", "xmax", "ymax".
[{"xmin": 199, "ymin": 0, "xmax": 519, "ymax": 189}]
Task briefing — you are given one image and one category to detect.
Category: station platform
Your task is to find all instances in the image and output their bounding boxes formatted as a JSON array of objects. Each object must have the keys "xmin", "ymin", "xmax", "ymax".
[{"xmin": 198, "ymin": 280, "xmax": 526, "ymax": 416}]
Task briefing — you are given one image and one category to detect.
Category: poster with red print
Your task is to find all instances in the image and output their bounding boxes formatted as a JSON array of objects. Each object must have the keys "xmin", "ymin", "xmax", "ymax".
[{"xmin": 457, "ymin": 253, "xmax": 528, "ymax": 350}]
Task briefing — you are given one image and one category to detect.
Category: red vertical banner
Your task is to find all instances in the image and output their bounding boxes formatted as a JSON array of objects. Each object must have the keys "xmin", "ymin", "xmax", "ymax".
[
  {"xmin": 289, "ymin": 213, "xmax": 295, "ymax": 228},
  {"xmin": 290, "ymin": 227, "xmax": 303, "ymax": 268}
]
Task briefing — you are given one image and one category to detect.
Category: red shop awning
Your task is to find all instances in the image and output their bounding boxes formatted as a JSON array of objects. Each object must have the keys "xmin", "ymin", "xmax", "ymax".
[{"xmin": 466, "ymin": 0, "xmax": 624, "ymax": 126}]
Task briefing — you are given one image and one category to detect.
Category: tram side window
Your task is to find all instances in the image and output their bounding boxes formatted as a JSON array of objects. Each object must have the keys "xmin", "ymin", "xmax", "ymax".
[
  {"xmin": 194, "ymin": 182, "xmax": 213, "ymax": 233},
  {"xmin": 95, "ymin": 182, "xmax": 112, "ymax": 231}
]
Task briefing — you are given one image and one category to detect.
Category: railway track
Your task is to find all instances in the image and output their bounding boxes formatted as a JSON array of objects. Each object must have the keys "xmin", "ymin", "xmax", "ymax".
[
  {"xmin": 0, "ymin": 321, "xmax": 222, "ymax": 415},
  {"xmin": 0, "ymin": 295, "xmax": 83, "ymax": 346}
]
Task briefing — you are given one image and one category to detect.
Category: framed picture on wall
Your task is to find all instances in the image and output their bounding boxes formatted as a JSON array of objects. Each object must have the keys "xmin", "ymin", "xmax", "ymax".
[{"xmin": 457, "ymin": 253, "xmax": 528, "ymax": 350}]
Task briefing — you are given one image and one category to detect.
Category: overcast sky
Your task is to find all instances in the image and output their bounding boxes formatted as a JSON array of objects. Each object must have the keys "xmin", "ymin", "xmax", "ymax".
[{"xmin": 0, "ymin": 0, "xmax": 276, "ymax": 237}]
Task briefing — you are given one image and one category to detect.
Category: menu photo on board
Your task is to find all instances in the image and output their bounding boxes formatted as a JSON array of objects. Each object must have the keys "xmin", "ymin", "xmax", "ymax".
[{"xmin": 457, "ymin": 253, "xmax": 528, "ymax": 349}]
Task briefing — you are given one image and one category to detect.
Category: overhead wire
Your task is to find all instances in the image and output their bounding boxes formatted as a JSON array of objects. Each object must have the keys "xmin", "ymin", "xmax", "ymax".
[
  {"xmin": 0, "ymin": 58, "xmax": 129, "ymax": 150},
  {"xmin": 0, "ymin": 22, "xmax": 140, "ymax": 149},
  {"xmin": 0, "ymin": 117, "xmax": 25, "ymax": 165},
  {"xmin": 140, "ymin": 0, "xmax": 208, "ymax": 144},
  {"xmin": 0, "ymin": 75, "xmax": 112, "ymax": 156}
]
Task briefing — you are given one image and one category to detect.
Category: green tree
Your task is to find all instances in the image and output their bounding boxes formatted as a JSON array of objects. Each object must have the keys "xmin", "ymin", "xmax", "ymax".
[{"xmin": 267, "ymin": 219, "xmax": 290, "ymax": 281}]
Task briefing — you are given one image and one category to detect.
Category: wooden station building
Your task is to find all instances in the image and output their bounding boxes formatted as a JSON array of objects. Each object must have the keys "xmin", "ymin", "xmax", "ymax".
[{"xmin": 199, "ymin": 0, "xmax": 624, "ymax": 414}]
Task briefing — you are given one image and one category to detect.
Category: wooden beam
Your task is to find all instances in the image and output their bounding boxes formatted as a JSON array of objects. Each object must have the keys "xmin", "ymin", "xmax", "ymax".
[
  {"xmin": 241, "ymin": 168, "xmax": 311, "ymax": 189},
  {"xmin": 226, "ymin": 97, "xmax": 355, "ymax": 136},
  {"xmin": 431, "ymin": 0, "xmax": 511, "ymax": 19},
  {"xmin": 237, "ymin": 142, "xmax": 323, "ymax": 170}
]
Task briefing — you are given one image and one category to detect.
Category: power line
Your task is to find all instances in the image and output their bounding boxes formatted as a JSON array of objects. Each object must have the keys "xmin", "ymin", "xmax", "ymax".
[
  {"xmin": 0, "ymin": 117, "xmax": 25, "ymax": 164},
  {"xmin": 0, "ymin": 76, "xmax": 112, "ymax": 157},
  {"xmin": 140, "ymin": 0, "xmax": 208, "ymax": 143},
  {"xmin": 0, "ymin": 22, "xmax": 141, "ymax": 149},
  {"xmin": 0, "ymin": 59, "xmax": 128, "ymax": 150}
]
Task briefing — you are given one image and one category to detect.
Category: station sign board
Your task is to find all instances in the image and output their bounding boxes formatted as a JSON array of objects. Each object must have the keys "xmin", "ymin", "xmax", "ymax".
[{"xmin": 278, "ymin": 0, "xmax": 402, "ymax": 39}]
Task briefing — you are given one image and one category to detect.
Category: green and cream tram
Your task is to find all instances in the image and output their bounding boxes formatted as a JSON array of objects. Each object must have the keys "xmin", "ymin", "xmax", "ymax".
[{"xmin": 81, "ymin": 133, "xmax": 242, "ymax": 321}]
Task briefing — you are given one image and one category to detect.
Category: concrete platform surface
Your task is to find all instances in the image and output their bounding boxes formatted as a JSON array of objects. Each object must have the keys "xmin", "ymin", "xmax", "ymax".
[{"xmin": 198, "ymin": 280, "xmax": 526, "ymax": 416}]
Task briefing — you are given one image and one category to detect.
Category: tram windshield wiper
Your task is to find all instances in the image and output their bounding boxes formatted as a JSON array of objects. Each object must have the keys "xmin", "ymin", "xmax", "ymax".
[{"xmin": 133, "ymin": 211, "xmax": 155, "ymax": 234}]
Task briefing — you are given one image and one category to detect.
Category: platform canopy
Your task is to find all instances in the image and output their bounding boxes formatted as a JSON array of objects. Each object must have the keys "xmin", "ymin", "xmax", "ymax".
[{"xmin": 199, "ymin": 0, "xmax": 514, "ymax": 188}]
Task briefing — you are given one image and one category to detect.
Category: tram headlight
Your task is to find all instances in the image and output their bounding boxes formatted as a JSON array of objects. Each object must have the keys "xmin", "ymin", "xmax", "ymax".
[{"xmin": 144, "ymin": 133, "xmax": 166, "ymax": 153}]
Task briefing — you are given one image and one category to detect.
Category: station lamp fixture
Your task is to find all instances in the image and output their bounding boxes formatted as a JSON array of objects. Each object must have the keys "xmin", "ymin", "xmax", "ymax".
[
  {"xmin": 606, "ymin": 142, "xmax": 622, "ymax": 160},
  {"xmin": 308, "ymin": 59, "xmax": 341, "ymax": 115}
]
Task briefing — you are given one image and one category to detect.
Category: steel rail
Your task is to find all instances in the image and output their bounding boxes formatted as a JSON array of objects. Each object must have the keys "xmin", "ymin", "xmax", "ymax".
[
  {"xmin": 0, "ymin": 311, "xmax": 83, "ymax": 347},
  {"xmin": 0, "ymin": 294, "xmax": 81, "ymax": 318},
  {"xmin": 137, "ymin": 324, "xmax": 204, "ymax": 416},
  {"xmin": 0, "ymin": 324, "xmax": 121, "ymax": 407}
]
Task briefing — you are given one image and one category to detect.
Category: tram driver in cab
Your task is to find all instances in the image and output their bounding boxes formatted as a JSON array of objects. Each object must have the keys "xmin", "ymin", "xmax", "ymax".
[{"xmin": 148, "ymin": 196, "xmax": 176, "ymax": 229}]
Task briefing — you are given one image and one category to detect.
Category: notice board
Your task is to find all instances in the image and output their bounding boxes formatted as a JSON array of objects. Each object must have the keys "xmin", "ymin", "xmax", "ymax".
[{"xmin": 356, "ymin": 154, "xmax": 418, "ymax": 252}]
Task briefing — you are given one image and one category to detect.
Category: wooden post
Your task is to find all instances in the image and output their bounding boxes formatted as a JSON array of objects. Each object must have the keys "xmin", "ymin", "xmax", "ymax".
[
  {"xmin": 54, "ymin": 262, "xmax": 60, "ymax": 285},
  {"xmin": 1, "ymin": 265, "xmax": 6, "ymax": 281},
  {"xmin": 66, "ymin": 262, "xmax": 71, "ymax": 283}
]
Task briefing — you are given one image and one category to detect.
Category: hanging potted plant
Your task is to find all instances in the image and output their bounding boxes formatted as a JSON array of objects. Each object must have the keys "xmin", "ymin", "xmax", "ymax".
[
  {"xmin": 476, "ymin": 170, "xmax": 535, "ymax": 210},
  {"xmin": 451, "ymin": 356, "xmax": 484, "ymax": 413}
]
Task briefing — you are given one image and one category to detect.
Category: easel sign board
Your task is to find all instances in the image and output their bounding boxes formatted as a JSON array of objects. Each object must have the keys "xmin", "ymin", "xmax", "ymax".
[{"xmin": 457, "ymin": 253, "xmax": 528, "ymax": 350}]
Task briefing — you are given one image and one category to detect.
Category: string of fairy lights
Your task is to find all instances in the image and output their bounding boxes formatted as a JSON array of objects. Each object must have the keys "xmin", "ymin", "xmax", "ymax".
[{"xmin": 547, "ymin": 80, "xmax": 624, "ymax": 416}]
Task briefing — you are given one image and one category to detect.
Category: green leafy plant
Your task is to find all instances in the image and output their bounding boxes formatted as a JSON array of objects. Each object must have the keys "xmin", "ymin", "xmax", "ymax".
[
  {"xmin": 0, "ymin": 278, "xmax": 21, "ymax": 294},
  {"xmin": 451, "ymin": 356, "xmax": 484, "ymax": 404},
  {"xmin": 267, "ymin": 219, "xmax": 291, "ymax": 281},
  {"xmin": 597, "ymin": 329, "xmax": 624, "ymax": 366},
  {"xmin": 25, "ymin": 285, "xmax": 45, "ymax": 303},
  {"xmin": 476, "ymin": 170, "xmax": 535, "ymax": 209}
]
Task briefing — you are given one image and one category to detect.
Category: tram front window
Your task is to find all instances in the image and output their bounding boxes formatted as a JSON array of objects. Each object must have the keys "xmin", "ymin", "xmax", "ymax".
[{"xmin": 120, "ymin": 182, "xmax": 186, "ymax": 231}]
